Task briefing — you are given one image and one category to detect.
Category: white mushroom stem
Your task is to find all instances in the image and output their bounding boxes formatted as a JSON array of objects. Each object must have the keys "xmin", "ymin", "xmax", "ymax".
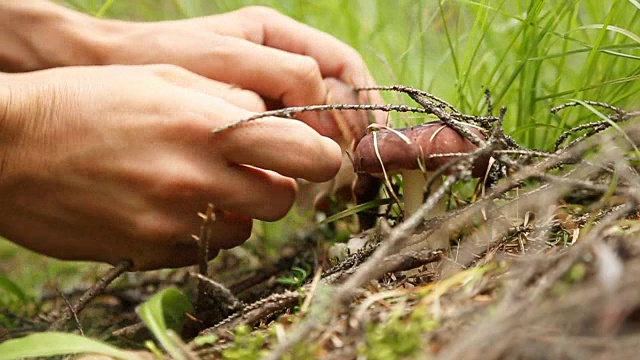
[{"xmin": 401, "ymin": 169, "xmax": 447, "ymax": 218}]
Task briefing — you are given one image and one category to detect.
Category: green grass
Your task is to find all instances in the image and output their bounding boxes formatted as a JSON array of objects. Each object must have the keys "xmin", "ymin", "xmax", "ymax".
[
  {"xmin": 56, "ymin": 0, "xmax": 640, "ymax": 151},
  {"xmin": 0, "ymin": 237, "xmax": 104, "ymax": 299}
]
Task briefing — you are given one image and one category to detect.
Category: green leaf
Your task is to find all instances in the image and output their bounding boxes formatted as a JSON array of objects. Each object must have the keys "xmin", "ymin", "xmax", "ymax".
[
  {"xmin": 136, "ymin": 287, "xmax": 193, "ymax": 360},
  {"xmin": 0, "ymin": 332, "xmax": 134, "ymax": 360},
  {"xmin": 0, "ymin": 276, "xmax": 27, "ymax": 304}
]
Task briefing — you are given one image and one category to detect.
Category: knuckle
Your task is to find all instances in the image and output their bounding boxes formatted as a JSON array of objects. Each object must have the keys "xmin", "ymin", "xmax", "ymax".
[
  {"xmin": 235, "ymin": 89, "xmax": 267, "ymax": 112},
  {"xmin": 156, "ymin": 114, "xmax": 211, "ymax": 142},
  {"xmin": 290, "ymin": 56, "xmax": 322, "ymax": 87},
  {"xmin": 350, "ymin": 52, "xmax": 367, "ymax": 70},
  {"xmin": 151, "ymin": 173, "xmax": 208, "ymax": 202},
  {"xmin": 166, "ymin": 116, "xmax": 209, "ymax": 135}
]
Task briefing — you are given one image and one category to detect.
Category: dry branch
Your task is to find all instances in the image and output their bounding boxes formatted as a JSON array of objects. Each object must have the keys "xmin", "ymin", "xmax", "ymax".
[{"xmin": 50, "ymin": 259, "xmax": 131, "ymax": 331}]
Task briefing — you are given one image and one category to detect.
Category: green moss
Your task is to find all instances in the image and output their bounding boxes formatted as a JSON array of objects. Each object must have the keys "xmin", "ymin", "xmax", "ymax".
[
  {"xmin": 222, "ymin": 325, "xmax": 268, "ymax": 360},
  {"xmin": 221, "ymin": 324, "xmax": 318, "ymax": 360},
  {"xmin": 362, "ymin": 306, "xmax": 439, "ymax": 360}
]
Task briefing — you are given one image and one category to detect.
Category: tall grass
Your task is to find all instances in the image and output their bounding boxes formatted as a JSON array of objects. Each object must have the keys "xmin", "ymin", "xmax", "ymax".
[{"xmin": 59, "ymin": 0, "xmax": 639, "ymax": 150}]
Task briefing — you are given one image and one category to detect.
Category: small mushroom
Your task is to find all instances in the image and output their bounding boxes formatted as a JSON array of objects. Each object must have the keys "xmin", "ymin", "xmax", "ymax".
[{"xmin": 352, "ymin": 122, "xmax": 489, "ymax": 219}]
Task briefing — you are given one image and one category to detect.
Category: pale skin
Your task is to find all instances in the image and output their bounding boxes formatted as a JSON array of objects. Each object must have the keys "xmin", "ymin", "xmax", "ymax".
[{"xmin": 0, "ymin": 2, "xmax": 382, "ymax": 270}]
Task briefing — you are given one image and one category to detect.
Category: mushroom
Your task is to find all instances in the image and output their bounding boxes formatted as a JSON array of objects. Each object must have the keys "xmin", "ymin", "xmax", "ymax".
[{"xmin": 352, "ymin": 122, "xmax": 489, "ymax": 219}]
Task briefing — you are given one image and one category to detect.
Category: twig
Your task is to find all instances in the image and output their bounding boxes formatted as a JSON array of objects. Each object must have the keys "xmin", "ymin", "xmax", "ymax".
[
  {"xmin": 495, "ymin": 149, "xmax": 554, "ymax": 158},
  {"xmin": 195, "ymin": 204, "xmax": 215, "ymax": 314},
  {"xmin": 202, "ymin": 290, "xmax": 301, "ymax": 334},
  {"xmin": 552, "ymin": 100, "xmax": 640, "ymax": 151},
  {"xmin": 485, "ymin": 89, "xmax": 494, "ymax": 117},
  {"xmin": 228, "ymin": 253, "xmax": 299, "ymax": 295},
  {"xmin": 190, "ymin": 273, "xmax": 243, "ymax": 312},
  {"xmin": 197, "ymin": 240, "xmax": 439, "ymax": 339},
  {"xmin": 550, "ymin": 100, "xmax": 625, "ymax": 115},
  {"xmin": 356, "ymin": 85, "xmax": 459, "ymax": 113},
  {"xmin": 211, "ymin": 104, "xmax": 431, "ymax": 135},
  {"xmin": 56, "ymin": 289, "xmax": 84, "ymax": 336},
  {"xmin": 321, "ymin": 241, "xmax": 380, "ymax": 279},
  {"xmin": 50, "ymin": 259, "xmax": 132, "ymax": 331},
  {"xmin": 112, "ymin": 322, "xmax": 145, "ymax": 338}
]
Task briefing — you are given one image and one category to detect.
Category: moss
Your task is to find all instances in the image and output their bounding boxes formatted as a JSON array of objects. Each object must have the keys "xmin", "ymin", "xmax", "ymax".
[
  {"xmin": 221, "ymin": 324, "xmax": 319, "ymax": 360},
  {"xmin": 361, "ymin": 306, "xmax": 439, "ymax": 360},
  {"xmin": 221, "ymin": 325, "xmax": 268, "ymax": 360}
]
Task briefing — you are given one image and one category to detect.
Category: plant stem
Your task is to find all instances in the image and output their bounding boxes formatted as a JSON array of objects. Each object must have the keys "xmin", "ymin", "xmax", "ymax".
[{"xmin": 402, "ymin": 170, "xmax": 446, "ymax": 219}]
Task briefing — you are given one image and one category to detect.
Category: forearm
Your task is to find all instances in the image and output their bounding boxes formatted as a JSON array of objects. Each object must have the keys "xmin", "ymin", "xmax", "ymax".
[{"xmin": 0, "ymin": 1, "xmax": 116, "ymax": 72}]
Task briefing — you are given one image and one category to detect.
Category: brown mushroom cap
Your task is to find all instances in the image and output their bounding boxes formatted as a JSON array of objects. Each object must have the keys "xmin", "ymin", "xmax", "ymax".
[{"xmin": 352, "ymin": 122, "xmax": 489, "ymax": 178}]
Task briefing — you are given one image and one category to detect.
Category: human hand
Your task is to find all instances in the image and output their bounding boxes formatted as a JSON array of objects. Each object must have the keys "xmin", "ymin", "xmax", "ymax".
[
  {"xmin": 93, "ymin": 6, "xmax": 385, "ymax": 211},
  {"xmin": 97, "ymin": 6, "xmax": 384, "ymax": 143},
  {"xmin": 0, "ymin": 65, "xmax": 342, "ymax": 270},
  {"xmin": 0, "ymin": 3, "xmax": 382, "ymax": 142}
]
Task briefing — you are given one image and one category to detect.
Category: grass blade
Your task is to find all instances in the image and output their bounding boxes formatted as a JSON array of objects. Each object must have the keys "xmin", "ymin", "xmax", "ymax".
[
  {"xmin": 573, "ymin": 24, "xmax": 640, "ymax": 44},
  {"xmin": 319, "ymin": 198, "xmax": 393, "ymax": 225},
  {"xmin": 0, "ymin": 332, "xmax": 136, "ymax": 360},
  {"xmin": 0, "ymin": 276, "xmax": 27, "ymax": 304}
]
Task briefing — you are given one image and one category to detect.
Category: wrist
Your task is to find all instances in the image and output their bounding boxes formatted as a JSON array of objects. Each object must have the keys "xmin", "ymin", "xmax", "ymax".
[
  {"xmin": 0, "ymin": 1, "xmax": 122, "ymax": 71},
  {"xmin": 0, "ymin": 71, "xmax": 45, "ymax": 181}
]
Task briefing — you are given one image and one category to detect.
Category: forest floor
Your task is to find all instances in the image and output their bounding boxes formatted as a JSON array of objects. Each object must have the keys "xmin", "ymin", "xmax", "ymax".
[{"xmin": 3, "ymin": 101, "xmax": 640, "ymax": 360}]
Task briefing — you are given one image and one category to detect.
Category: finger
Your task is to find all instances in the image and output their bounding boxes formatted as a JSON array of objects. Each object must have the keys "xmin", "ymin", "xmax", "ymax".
[
  {"xmin": 174, "ymin": 36, "xmax": 328, "ymax": 125},
  {"xmin": 205, "ymin": 7, "xmax": 374, "ymax": 86},
  {"xmin": 174, "ymin": 92, "xmax": 343, "ymax": 183},
  {"xmin": 138, "ymin": 148, "xmax": 299, "ymax": 222},
  {"xmin": 213, "ymin": 117, "xmax": 342, "ymax": 183},
  {"xmin": 148, "ymin": 163, "xmax": 298, "ymax": 224},
  {"xmin": 196, "ymin": 7, "xmax": 386, "ymax": 125},
  {"xmin": 226, "ymin": 8, "xmax": 387, "ymax": 119},
  {"xmin": 309, "ymin": 78, "xmax": 372, "ymax": 147},
  {"xmin": 208, "ymin": 211, "xmax": 254, "ymax": 249},
  {"xmin": 208, "ymin": 165, "xmax": 297, "ymax": 221},
  {"xmin": 149, "ymin": 64, "xmax": 267, "ymax": 112},
  {"xmin": 132, "ymin": 213, "xmax": 253, "ymax": 270},
  {"xmin": 122, "ymin": 211, "xmax": 252, "ymax": 270}
]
